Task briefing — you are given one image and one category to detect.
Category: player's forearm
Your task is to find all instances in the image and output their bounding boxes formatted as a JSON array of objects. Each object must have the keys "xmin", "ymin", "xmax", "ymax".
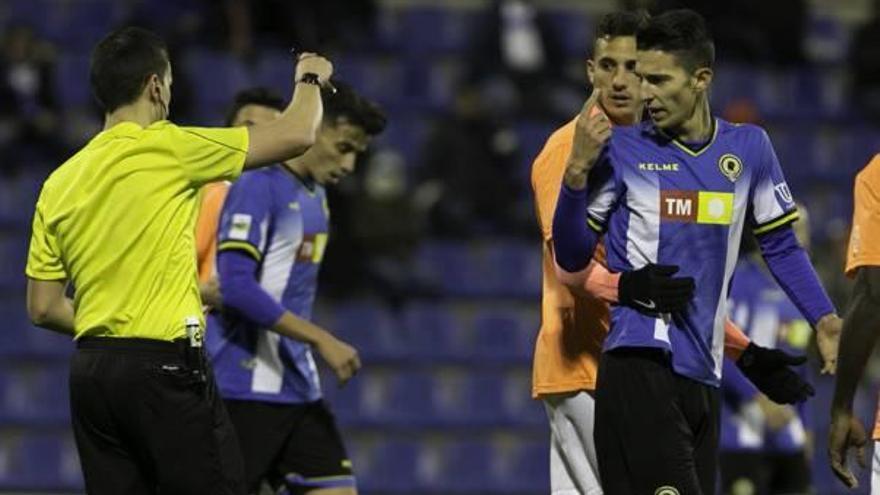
[
  {"xmin": 832, "ymin": 268, "xmax": 880, "ymax": 412},
  {"xmin": 723, "ymin": 319, "xmax": 751, "ymax": 360},
  {"xmin": 271, "ymin": 311, "xmax": 335, "ymax": 347},
  {"xmin": 758, "ymin": 226, "xmax": 835, "ymax": 325},
  {"xmin": 217, "ymin": 251, "xmax": 286, "ymax": 327},
  {"xmin": 552, "ymin": 184, "xmax": 600, "ymax": 274},
  {"xmin": 244, "ymin": 82, "xmax": 322, "ymax": 169}
]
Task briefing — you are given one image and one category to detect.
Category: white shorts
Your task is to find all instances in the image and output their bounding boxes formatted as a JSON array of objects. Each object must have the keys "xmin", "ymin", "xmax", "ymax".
[{"xmin": 543, "ymin": 391, "xmax": 602, "ymax": 495}]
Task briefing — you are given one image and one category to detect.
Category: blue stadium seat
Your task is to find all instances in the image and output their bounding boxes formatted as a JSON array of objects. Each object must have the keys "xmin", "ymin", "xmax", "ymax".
[
  {"xmin": 183, "ymin": 49, "xmax": 251, "ymax": 120},
  {"xmin": 375, "ymin": 371, "xmax": 436, "ymax": 425},
  {"xmin": 356, "ymin": 438, "xmax": 423, "ymax": 492},
  {"xmin": 435, "ymin": 439, "xmax": 495, "ymax": 493},
  {"xmin": 0, "ymin": 365, "xmax": 69, "ymax": 424},
  {"xmin": 543, "ymin": 10, "xmax": 593, "ymax": 58},
  {"xmin": 51, "ymin": 0, "xmax": 126, "ymax": 49},
  {"xmin": 400, "ymin": 303, "xmax": 464, "ymax": 360},
  {"xmin": 399, "ymin": 7, "xmax": 475, "ymax": 55},
  {"xmin": 252, "ymin": 50, "xmax": 294, "ymax": 97},
  {"xmin": 514, "ymin": 120, "xmax": 556, "ymax": 185},
  {"xmin": 322, "ymin": 302, "xmax": 399, "ymax": 360},
  {"xmin": 0, "ymin": 236, "xmax": 28, "ymax": 293},
  {"xmin": 471, "ymin": 310, "xmax": 531, "ymax": 362},
  {"xmin": 321, "ymin": 370, "xmax": 363, "ymax": 424},
  {"xmin": 55, "ymin": 51, "xmax": 93, "ymax": 109},
  {"xmin": 15, "ymin": 433, "xmax": 66, "ymax": 489},
  {"xmin": 479, "ymin": 241, "xmax": 541, "ymax": 298},
  {"xmin": 502, "ymin": 438, "xmax": 550, "ymax": 493},
  {"xmin": 413, "ymin": 241, "xmax": 475, "ymax": 296},
  {"xmin": 456, "ymin": 372, "xmax": 508, "ymax": 424},
  {"xmin": 371, "ymin": 116, "xmax": 429, "ymax": 168},
  {"xmin": 5, "ymin": 0, "xmax": 59, "ymax": 39}
]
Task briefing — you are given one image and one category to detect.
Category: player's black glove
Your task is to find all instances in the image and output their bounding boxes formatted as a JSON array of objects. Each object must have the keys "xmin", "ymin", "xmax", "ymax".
[
  {"xmin": 736, "ymin": 342, "xmax": 815, "ymax": 404},
  {"xmin": 618, "ymin": 264, "xmax": 695, "ymax": 315}
]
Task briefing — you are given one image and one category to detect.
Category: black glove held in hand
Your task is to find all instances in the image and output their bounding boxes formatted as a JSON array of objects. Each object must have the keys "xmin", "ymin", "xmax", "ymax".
[
  {"xmin": 618, "ymin": 264, "xmax": 695, "ymax": 314},
  {"xmin": 737, "ymin": 342, "xmax": 815, "ymax": 404}
]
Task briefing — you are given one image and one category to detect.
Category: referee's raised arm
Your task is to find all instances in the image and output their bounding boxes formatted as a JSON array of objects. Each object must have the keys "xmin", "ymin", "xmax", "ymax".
[
  {"xmin": 243, "ymin": 53, "xmax": 333, "ymax": 169},
  {"xmin": 21, "ymin": 26, "xmax": 335, "ymax": 495}
]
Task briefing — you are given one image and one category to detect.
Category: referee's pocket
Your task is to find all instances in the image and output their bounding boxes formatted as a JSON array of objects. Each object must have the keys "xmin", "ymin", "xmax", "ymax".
[{"xmin": 151, "ymin": 361, "xmax": 205, "ymax": 396}]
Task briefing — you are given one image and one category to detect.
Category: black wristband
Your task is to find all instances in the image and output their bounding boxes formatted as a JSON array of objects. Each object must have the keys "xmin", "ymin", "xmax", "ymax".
[{"xmin": 297, "ymin": 72, "xmax": 321, "ymax": 86}]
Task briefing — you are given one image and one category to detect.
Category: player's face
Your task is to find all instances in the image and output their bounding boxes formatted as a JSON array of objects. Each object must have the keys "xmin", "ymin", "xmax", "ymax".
[
  {"xmin": 306, "ymin": 119, "xmax": 370, "ymax": 186},
  {"xmin": 636, "ymin": 50, "xmax": 703, "ymax": 132},
  {"xmin": 231, "ymin": 104, "xmax": 282, "ymax": 127},
  {"xmin": 587, "ymin": 36, "xmax": 641, "ymax": 124}
]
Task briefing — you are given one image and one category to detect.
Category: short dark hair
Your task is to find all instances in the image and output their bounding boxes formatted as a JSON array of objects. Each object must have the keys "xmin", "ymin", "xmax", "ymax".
[
  {"xmin": 225, "ymin": 87, "xmax": 286, "ymax": 126},
  {"xmin": 636, "ymin": 9, "xmax": 715, "ymax": 70},
  {"xmin": 322, "ymin": 80, "xmax": 387, "ymax": 136},
  {"xmin": 595, "ymin": 11, "xmax": 649, "ymax": 41},
  {"xmin": 90, "ymin": 27, "xmax": 169, "ymax": 112}
]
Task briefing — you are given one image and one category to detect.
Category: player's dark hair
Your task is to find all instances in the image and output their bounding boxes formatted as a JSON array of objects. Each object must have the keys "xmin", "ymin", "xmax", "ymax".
[
  {"xmin": 637, "ymin": 9, "xmax": 715, "ymax": 71},
  {"xmin": 323, "ymin": 80, "xmax": 387, "ymax": 136},
  {"xmin": 595, "ymin": 11, "xmax": 649, "ymax": 41},
  {"xmin": 90, "ymin": 27, "xmax": 169, "ymax": 112},
  {"xmin": 225, "ymin": 87, "xmax": 286, "ymax": 126}
]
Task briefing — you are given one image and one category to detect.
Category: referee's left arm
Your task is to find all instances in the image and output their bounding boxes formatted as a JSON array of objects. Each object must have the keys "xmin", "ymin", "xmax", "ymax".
[
  {"xmin": 26, "ymin": 278, "xmax": 74, "ymax": 335},
  {"xmin": 25, "ymin": 189, "xmax": 74, "ymax": 335}
]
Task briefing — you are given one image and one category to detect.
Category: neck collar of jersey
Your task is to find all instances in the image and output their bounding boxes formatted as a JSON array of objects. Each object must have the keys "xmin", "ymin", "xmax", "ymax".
[{"xmin": 280, "ymin": 163, "xmax": 317, "ymax": 193}]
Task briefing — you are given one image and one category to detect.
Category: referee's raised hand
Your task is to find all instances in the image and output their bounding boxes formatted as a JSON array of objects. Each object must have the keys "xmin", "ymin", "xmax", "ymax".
[
  {"xmin": 316, "ymin": 335, "xmax": 362, "ymax": 387},
  {"xmin": 294, "ymin": 52, "xmax": 334, "ymax": 87}
]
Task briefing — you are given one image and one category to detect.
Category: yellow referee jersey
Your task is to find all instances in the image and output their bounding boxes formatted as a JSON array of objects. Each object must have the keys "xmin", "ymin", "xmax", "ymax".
[{"xmin": 26, "ymin": 120, "xmax": 248, "ymax": 341}]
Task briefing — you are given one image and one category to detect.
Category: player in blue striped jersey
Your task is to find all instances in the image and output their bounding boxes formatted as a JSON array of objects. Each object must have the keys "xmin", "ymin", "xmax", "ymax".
[
  {"xmin": 206, "ymin": 84, "xmax": 386, "ymax": 495},
  {"xmin": 552, "ymin": 10, "xmax": 841, "ymax": 494}
]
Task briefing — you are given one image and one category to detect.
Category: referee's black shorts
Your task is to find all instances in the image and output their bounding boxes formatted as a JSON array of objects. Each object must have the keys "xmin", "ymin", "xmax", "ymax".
[
  {"xmin": 69, "ymin": 337, "xmax": 245, "ymax": 495},
  {"xmin": 594, "ymin": 347, "xmax": 720, "ymax": 495}
]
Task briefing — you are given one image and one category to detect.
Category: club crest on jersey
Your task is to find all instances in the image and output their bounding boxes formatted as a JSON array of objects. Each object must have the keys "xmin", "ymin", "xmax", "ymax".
[
  {"xmin": 718, "ymin": 153, "xmax": 743, "ymax": 182},
  {"xmin": 660, "ymin": 190, "xmax": 734, "ymax": 225}
]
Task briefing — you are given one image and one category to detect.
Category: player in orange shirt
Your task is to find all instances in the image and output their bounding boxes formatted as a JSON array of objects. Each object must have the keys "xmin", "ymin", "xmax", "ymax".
[
  {"xmin": 532, "ymin": 12, "xmax": 814, "ymax": 494},
  {"xmin": 828, "ymin": 154, "xmax": 880, "ymax": 490},
  {"xmin": 195, "ymin": 90, "xmax": 286, "ymax": 307}
]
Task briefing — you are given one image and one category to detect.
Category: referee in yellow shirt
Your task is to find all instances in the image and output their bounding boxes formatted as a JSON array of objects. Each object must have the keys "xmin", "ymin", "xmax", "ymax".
[{"xmin": 24, "ymin": 27, "xmax": 339, "ymax": 494}]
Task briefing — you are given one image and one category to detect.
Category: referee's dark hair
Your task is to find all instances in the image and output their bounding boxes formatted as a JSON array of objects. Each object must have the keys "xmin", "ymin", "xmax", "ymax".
[
  {"xmin": 323, "ymin": 80, "xmax": 387, "ymax": 136},
  {"xmin": 225, "ymin": 87, "xmax": 286, "ymax": 126},
  {"xmin": 637, "ymin": 9, "xmax": 715, "ymax": 71},
  {"xmin": 90, "ymin": 27, "xmax": 169, "ymax": 113}
]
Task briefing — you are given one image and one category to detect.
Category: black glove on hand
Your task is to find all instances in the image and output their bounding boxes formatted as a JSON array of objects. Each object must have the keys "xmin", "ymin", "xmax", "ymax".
[
  {"xmin": 737, "ymin": 342, "xmax": 815, "ymax": 404},
  {"xmin": 618, "ymin": 264, "xmax": 695, "ymax": 315}
]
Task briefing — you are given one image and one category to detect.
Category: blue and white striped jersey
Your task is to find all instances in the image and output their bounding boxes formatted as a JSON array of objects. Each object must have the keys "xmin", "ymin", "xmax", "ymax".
[
  {"xmin": 585, "ymin": 118, "xmax": 798, "ymax": 386},
  {"xmin": 206, "ymin": 165, "xmax": 329, "ymax": 404}
]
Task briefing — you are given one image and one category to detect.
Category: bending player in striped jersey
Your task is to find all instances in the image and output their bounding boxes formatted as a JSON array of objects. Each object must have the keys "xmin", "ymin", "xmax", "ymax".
[
  {"xmin": 553, "ymin": 10, "xmax": 841, "ymax": 494},
  {"xmin": 200, "ymin": 84, "xmax": 386, "ymax": 495},
  {"xmin": 532, "ymin": 11, "xmax": 815, "ymax": 495}
]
